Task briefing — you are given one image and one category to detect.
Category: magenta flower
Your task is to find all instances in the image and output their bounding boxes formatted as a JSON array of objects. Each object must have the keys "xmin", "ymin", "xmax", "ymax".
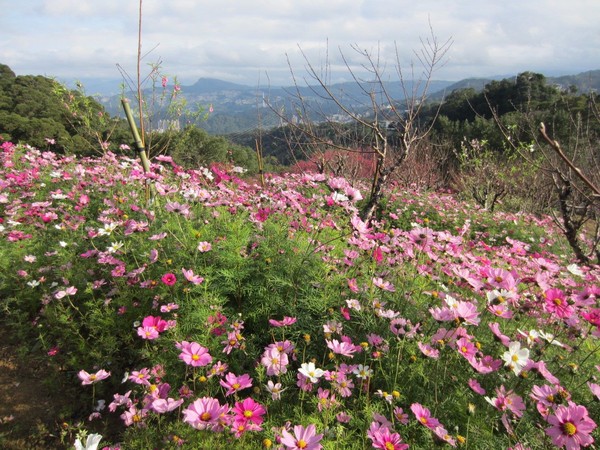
[
  {"xmin": 78, "ymin": 369, "xmax": 110, "ymax": 385},
  {"xmin": 485, "ymin": 385, "xmax": 526, "ymax": 418},
  {"xmin": 182, "ymin": 396, "xmax": 230, "ymax": 430},
  {"xmin": 367, "ymin": 421, "xmax": 409, "ymax": 450},
  {"xmin": 161, "ymin": 273, "xmax": 177, "ymax": 286},
  {"xmin": 545, "ymin": 403, "xmax": 597, "ymax": 449},
  {"xmin": 544, "ymin": 287, "xmax": 573, "ymax": 319},
  {"xmin": 411, "ymin": 403, "xmax": 441, "ymax": 429},
  {"xmin": 220, "ymin": 372, "xmax": 253, "ymax": 396},
  {"xmin": 582, "ymin": 308, "xmax": 600, "ymax": 327},
  {"xmin": 280, "ymin": 423, "xmax": 324, "ymax": 450},
  {"xmin": 142, "ymin": 315, "xmax": 169, "ymax": 332},
  {"xmin": 177, "ymin": 341, "xmax": 213, "ymax": 367},
  {"xmin": 232, "ymin": 397, "xmax": 266, "ymax": 426}
]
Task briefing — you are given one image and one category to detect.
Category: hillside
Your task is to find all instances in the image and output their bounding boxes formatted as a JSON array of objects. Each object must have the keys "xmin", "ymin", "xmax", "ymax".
[{"xmin": 92, "ymin": 69, "xmax": 599, "ymax": 135}]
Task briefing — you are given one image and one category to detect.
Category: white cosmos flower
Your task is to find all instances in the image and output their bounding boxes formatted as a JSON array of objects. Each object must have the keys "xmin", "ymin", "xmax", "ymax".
[
  {"xmin": 107, "ymin": 241, "xmax": 124, "ymax": 253},
  {"xmin": 352, "ymin": 364, "xmax": 373, "ymax": 379},
  {"xmin": 567, "ymin": 264, "xmax": 584, "ymax": 277},
  {"xmin": 502, "ymin": 341, "xmax": 530, "ymax": 376},
  {"xmin": 298, "ymin": 362, "xmax": 324, "ymax": 383},
  {"xmin": 74, "ymin": 433, "xmax": 103, "ymax": 450},
  {"xmin": 517, "ymin": 329, "xmax": 539, "ymax": 346}
]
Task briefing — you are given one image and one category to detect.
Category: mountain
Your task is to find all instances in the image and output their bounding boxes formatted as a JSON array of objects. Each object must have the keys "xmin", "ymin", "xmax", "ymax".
[
  {"xmin": 92, "ymin": 70, "xmax": 599, "ymax": 135},
  {"xmin": 548, "ymin": 70, "xmax": 600, "ymax": 93}
]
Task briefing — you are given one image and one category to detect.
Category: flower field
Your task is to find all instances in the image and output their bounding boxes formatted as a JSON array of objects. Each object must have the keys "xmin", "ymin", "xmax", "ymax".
[{"xmin": 0, "ymin": 141, "xmax": 599, "ymax": 449}]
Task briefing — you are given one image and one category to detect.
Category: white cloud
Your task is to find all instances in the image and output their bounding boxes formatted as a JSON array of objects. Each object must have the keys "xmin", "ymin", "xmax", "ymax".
[{"xmin": 1, "ymin": 0, "xmax": 599, "ymax": 86}]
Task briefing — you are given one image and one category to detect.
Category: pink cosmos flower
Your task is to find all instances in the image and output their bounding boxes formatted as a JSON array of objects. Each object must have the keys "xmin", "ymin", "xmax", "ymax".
[
  {"xmin": 372, "ymin": 277, "xmax": 395, "ymax": 292},
  {"xmin": 182, "ymin": 396, "xmax": 230, "ymax": 430},
  {"xmin": 161, "ymin": 273, "xmax": 177, "ymax": 286},
  {"xmin": 326, "ymin": 339, "xmax": 356, "ymax": 357},
  {"xmin": 129, "ymin": 368, "xmax": 151, "ymax": 386},
  {"xmin": 121, "ymin": 405, "xmax": 147, "ymax": 427},
  {"xmin": 486, "ymin": 267, "xmax": 517, "ymax": 291},
  {"xmin": 530, "ymin": 384, "xmax": 560, "ymax": 416},
  {"xmin": 197, "ymin": 241, "xmax": 212, "ymax": 252},
  {"xmin": 417, "ymin": 342, "xmax": 440, "ymax": 359},
  {"xmin": 582, "ymin": 308, "xmax": 600, "ymax": 327},
  {"xmin": 393, "ymin": 407, "xmax": 409, "ymax": 425},
  {"xmin": 468, "ymin": 378, "xmax": 486, "ymax": 395},
  {"xmin": 220, "ymin": 372, "xmax": 253, "ymax": 396},
  {"xmin": 466, "ymin": 354, "xmax": 502, "ymax": 374},
  {"xmin": 433, "ymin": 425, "xmax": 457, "ymax": 446},
  {"xmin": 489, "ymin": 322, "xmax": 511, "ymax": 347},
  {"xmin": 260, "ymin": 346, "xmax": 289, "ymax": 376},
  {"xmin": 177, "ymin": 341, "xmax": 213, "ymax": 367},
  {"xmin": 181, "ymin": 268, "xmax": 204, "ymax": 285},
  {"xmin": 137, "ymin": 326, "xmax": 159, "ymax": 340},
  {"xmin": 367, "ymin": 421, "xmax": 409, "ymax": 450},
  {"xmin": 151, "ymin": 397, "xmax": 184, "ymax": 413},
  {"xmin": 485, "ymin": 385, "xmax": 526, "ymax": 418},
  {"xmin": 280, "ymin": 423, "xmax": 324, "ymax": 450},
  {"xmin": 268, "ymin": 316, "xmax": 297, "ymax": 327},
  {"xmin": 587, "ymin": 382, "xmax": 600, "ymax": 401},
  {"xmin": 232, "ymin": 397, "xmax": 266, "ymax": 426},
  {"xmin": 544, "ymin": 287, "xmax": 573, "ymax": 319},
  {"xmin": 78, "ymin": 369, "xmax": 110, "ymax": 385},
  {"xmin": 411, "ymin": 403, "xmax": 441, "ymax": 429},
  {"xmin": 456, "ymin": 337, "xmax": 477, "ymax": 361},
  {"xmin": 545, "ymin": 403, "xmax": 597, "ymax": 449},
  {"xmin": 142, "ymin": 315, "xmax": 169, "ymax": 332}
]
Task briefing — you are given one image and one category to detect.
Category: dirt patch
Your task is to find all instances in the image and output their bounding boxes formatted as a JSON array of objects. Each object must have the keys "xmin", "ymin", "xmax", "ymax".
[{"xmin": 0, "ymin": 332, "xmax": 70, "ymax": 449}]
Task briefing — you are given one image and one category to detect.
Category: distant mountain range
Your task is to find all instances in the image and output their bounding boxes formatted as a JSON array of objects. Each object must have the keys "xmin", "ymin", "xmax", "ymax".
[{"xmin": 67, "ymin": 69, "xmax": 600, "ymax": 135}]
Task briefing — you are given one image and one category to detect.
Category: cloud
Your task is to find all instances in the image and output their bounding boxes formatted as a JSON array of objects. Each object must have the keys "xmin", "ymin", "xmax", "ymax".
[{"xmin": 1, "ymin": 0, "xmax": 599, "ymax": 86}]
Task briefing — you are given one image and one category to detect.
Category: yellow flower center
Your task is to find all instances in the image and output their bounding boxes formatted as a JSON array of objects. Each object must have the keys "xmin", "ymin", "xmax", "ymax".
[
  {"xmin": 512, "ymin": 354, "xmax": 519, "ymax": 362},
  {"xmin": 192, "ymin": 354, "xmax": 199, "ymax": 360},
  {"xmin": 563, "ymin": 421, "xmax": 577, "ymax": 436},
  {"xmin": 200, "ymin": 412, "xmax": 212, "ymax": 421},
  {"xmin": 244, "ymin": 410, "xmax": 253, "ymax": 418},
  {"xmin": 298, "ymin": 440, "xmax": 307, "ymax": 449},
  {"xmin": 385, "ymin": 443, "xmax": 395, "ymax": 450},
  {"xmin": 554, "ymin": 298, "xmax": 562, "ymax": 306},
  {"xmin": 232, "ymin": 383, "xmax": 241, "ymax": 390}
]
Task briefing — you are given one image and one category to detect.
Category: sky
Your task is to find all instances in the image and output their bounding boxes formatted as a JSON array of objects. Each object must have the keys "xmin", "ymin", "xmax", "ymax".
[{"xmin": 1, "ymin": 0, "xmax": 599, "ymax": 90}]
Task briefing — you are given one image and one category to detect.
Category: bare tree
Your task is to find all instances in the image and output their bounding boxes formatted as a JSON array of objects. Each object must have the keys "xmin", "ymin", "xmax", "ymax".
[
  {"xmin": 269, "ymin": 27, "xmax": 452, "ymax": 222},
  {"xmin": 493, "ymin": 94, "xmax": 600, "ymax": 265}
]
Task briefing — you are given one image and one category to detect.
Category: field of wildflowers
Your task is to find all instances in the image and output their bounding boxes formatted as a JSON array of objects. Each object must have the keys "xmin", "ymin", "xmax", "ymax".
[{"xmin": 0, "ymin": 141, "xmax": 599, "ymax": 449}]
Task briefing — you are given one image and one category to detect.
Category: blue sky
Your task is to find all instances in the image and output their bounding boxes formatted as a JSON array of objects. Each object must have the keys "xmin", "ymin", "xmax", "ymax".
[{"xmin": 1, "ymin": 0, "xmax": 599, "ymax": 87}]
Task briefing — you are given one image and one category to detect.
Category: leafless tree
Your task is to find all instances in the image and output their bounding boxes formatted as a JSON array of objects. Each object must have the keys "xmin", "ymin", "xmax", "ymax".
[
  {"xmin": 269, "ymin": 26, "xmax": 452, "ymax": 222},
  {"xmin": 493, "ymin": 95, "xmax": 600, "ymax": 265}
]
